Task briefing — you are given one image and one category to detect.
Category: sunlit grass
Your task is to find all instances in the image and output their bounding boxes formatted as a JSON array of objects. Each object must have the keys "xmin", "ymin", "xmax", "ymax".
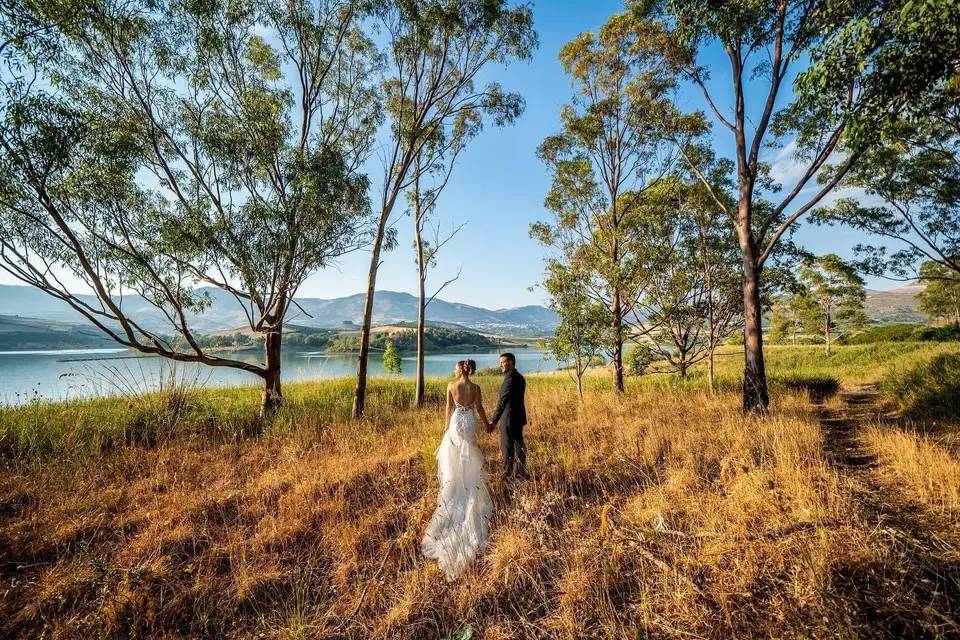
[{"xmin": 1, "ymin": 341, "xmax": 960, "ymax": 637}]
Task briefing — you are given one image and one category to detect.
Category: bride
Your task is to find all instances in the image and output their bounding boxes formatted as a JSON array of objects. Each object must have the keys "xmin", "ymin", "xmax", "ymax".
[{"xmin": 421, "ymin": 359, "xmax": 494, "ymax": 580}]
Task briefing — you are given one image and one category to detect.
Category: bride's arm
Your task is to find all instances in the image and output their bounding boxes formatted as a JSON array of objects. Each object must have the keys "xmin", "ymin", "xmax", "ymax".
[
  {"xmin": 445, "ymin": 384, "xmax": 453, "ymax": 426},
  {"xmin": 475, "ymin": 385, "xmax": 491, "ymax": 431}
]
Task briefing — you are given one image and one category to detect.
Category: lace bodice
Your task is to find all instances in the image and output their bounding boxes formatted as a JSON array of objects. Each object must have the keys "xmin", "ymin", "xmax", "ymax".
[{"xmin": 453, "ymin": 398, "xmax": 476, "ymax": 411}]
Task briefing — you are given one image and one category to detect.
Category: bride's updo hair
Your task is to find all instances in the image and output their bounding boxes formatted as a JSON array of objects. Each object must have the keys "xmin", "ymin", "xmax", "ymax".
[{"xmin": 454, "ymin": 359, "xmax": 477, "ymax": 378}]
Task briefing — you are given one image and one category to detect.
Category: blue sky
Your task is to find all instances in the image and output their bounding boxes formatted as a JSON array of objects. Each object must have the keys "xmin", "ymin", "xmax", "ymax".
[
  {"xmin": 0, "ymin": 0, "xmax": 895, "ymax": 309},
  {"xmin": 301, "ymin": 0, "xmax": 892, "ymax": 309}
]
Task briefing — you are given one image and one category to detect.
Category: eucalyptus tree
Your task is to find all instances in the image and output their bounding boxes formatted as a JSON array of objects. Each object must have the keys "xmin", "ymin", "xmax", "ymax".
[
  {"xmin": 629, "ymin": 0, "xmax": 960, "ymax": 411},
  {"xmin": 769, "ymin": 295, "xmax": 815, "ymax": 345},
  {"xmin": 813, "ymin": 100, "xmax": 960, "ymax": 281},
  {"xmin": 626, "ymin": 176, "xmax": 742, "ymax": 385},
  {"xmin": 916, "ymin": 261, "xmax": 960, "ymax": 327},
  {"xmin": 543, "ymin": 260, "xmax": 607, "ymax": 400},
  {"xmin": 0, "ymin": 0, "xmax": 379, "ymax": 414},
  {"xmin": 408, "ymin": 114, "xmax": 475, "ymax": 409},
  {"xmin": 534, "ymin": 12, "xmax": 697, "ymax": 393},
  {"xmin": 351, "ymin": 0, "xmax": 535, "ymax": 419},
  {"xmin": 797, "ymin": 254, "xmax": 867, "ymax": 355}
]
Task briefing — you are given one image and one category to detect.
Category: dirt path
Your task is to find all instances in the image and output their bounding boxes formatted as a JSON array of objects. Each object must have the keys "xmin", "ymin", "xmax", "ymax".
[{"xmin": 817, "ymin": 385, "xmax": 960, "ymax": 639}]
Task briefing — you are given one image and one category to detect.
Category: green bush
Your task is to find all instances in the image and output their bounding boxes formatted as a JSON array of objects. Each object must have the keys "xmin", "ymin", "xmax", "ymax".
[
  {"xmin": 627, "ymin": 343, "xmax": 657, "ymax": 376},
  {"xmin": 911, "ymin": 324, "xmax": 960, "ymax": 342},
  {"xmin": 881, "ymin": 352, "xmax": 960, "ymax": 420},
  {"xmin": 840, "ymin": 323, "xmax": 923, "ymax": 345}
]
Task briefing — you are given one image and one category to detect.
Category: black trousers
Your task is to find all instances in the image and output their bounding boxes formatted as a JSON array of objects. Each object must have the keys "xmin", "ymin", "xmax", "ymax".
[{"xmin": 499, "ymin": 423, "xmax": 526, "ymax": 476}]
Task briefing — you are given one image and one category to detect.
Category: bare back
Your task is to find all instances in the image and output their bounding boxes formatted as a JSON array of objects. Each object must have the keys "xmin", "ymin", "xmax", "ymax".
[
  {"xmin": 450, "ymin": 380, "xmax": 480, "ymax": 408},
  {"xmin": 445, "ymin": 377, "xmax": 490, "ymax": 432}
]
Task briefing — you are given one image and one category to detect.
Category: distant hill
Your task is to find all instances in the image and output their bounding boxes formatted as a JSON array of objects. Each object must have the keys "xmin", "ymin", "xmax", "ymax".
[
  {"xmin": 0, "ymin": 315, "xmax": 116, "ymax": 350},
  {"xmin": 865, "ymin": 283, "xmax": 928, "ymax": 324},
  {"xmin": 0, "ymin": 285, "xmax": 558, "ymax": 338}
]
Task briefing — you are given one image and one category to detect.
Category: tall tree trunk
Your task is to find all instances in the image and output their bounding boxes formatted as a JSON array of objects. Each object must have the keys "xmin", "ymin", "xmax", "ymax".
[
  {"xmin": 414, "ymin": 260, "xmax": 426, "ymax": 408},
  {"xmin": 262, "ymin": 328, "xmax": 283, "ymax": 416},
  {"xmin": 577, "ymin": 371, "xmax": 584, "ymax": 401},
  {"xmin": 352, "ymin": 208, "xmax": 391, "ymax": 419},
  {"xmin": 698, "ymin": 219, "xmax": 716, "ymax": 393},
  {"xmin": 707, "ymin": 346, "xmax": 716, "ymax": 391},
  {"xmin": 740, "ymin": 241, "xmax": 769, "ymax": 413},
  {"xmin": 611, "ymin": 287, "xmax": 625, "ymax": 393},
  {"xmin": 825, "ymin": 309, "xmax": 831, "ymax": 356},
  {"xmin": 413, "ymin": 170, "xmax": 426, "ymax": 409},
  {"xmin": 679, "ymin": 357, "xmax": 688, "ymax": 378}
]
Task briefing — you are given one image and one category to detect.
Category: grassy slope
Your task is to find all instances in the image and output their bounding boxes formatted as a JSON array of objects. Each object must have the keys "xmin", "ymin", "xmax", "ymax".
[{"xmin": 1, "ymin": 342, "xmax": 959, "ymax": 638}]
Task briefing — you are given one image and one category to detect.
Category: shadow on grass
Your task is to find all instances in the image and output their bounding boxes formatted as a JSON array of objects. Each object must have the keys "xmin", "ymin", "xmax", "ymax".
[{"xmin": 772, "ymin": 374, "xmax": 841, "ymax": 403}]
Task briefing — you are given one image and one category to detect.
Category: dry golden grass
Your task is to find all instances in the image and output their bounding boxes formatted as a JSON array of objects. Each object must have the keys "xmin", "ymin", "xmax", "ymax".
[
  {"xmin": 1, "ymin": 343, "xmax": 959, "ymax": 638},
  {"xmin": 862, "ymin": 424, "xmax": 960, "ymax": 520}
]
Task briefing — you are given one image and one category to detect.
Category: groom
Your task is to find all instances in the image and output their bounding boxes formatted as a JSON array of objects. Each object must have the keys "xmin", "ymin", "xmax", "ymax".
[{"xmin": 488, "ymin": 352, "xmax": 528, "ymax": 480}]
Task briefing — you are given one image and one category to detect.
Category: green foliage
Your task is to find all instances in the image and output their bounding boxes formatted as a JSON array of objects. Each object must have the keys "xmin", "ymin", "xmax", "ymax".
[
  {"xmin": 325, "ymin": 327, "xmax": 496, "ymax": 354},
  {"xmin": 190, "ymin": 327, "xmax": 337, "ymax": 350},
  {"xmin": 795, "ymin": 254, "xmax": 867, "ymax": 349},
  {"xmin": 543, "ymin": 261, "xmax": 607, "ymax": 390},
  {"xmin": 533, "ymin": 9, "xmax": 702, "ymax": 389},
  {"xmin": 768, "ymin": 294, "xmax": 818, "ymax": 345},
  {"xmin": 627, "ymin": 343, "xmax": 657, "ymax": 376},
  {"xmin": 809, "ymin": 37, "xmax": 960, "ymax": 282},
  {"xmin": 0, "ymin": 0, "xmax": 380, "ymax": 403},
  {"xmin": 840, "ymin": 322, "xmax": 960, "ymax": 345},
  {"xmin": 912, "ymin": 324, "xmax": 960, "ymax": 342},
  {"xmin": 382, "ymin": 341, "xmax": 402, "ymax": 374},
  {"xmin": 627, "ymin": 0, "xmax": 960, "ymax": 408},
  {"xmin": 631, "ymin": 172, "xmax": 744, "ymax": 375},
  {"xmin": 881, "ymin": 353, "xmax": 960, "ymax": 420},
  {"xmin": 839, "ymin": 323, "xmax": 921, "ymax": 345},
  {"xmin": 917, "ymin": 261, "xmax": 960, "ymax": 325}
]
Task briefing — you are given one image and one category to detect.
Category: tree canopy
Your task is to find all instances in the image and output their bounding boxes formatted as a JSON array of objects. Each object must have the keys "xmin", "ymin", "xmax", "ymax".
[{"xmin": 0, "ymin": 0, "xmax": 380, "ymax": 412}]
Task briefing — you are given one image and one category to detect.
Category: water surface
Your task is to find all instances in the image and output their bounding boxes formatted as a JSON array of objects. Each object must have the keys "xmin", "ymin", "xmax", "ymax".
[{"xmin": 0, "ymin": 348, "xmax": 562, "ymax": 405}]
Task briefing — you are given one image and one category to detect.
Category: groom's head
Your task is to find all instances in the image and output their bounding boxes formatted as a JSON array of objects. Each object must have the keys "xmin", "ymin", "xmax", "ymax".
[{"xmin": 499, "ymin": 353, "xmax": 516, "ymax": 373}]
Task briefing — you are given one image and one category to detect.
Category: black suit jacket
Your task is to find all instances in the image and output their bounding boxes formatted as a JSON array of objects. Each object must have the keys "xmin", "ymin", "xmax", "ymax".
[{"xmin": 492, "ymin": 369, "xmax": 527, "ymax": 430}]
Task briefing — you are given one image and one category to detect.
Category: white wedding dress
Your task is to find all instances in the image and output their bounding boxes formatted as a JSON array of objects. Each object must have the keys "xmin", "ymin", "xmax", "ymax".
[{"xmin": 420, "ymin": 398, "xmax": 493, "ymax": 580}]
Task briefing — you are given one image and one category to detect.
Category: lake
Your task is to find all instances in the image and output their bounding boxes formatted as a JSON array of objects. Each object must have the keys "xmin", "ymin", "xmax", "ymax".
[{"xmin": 0, "ymin": 348, "xmax": 563, "ymax": 406}]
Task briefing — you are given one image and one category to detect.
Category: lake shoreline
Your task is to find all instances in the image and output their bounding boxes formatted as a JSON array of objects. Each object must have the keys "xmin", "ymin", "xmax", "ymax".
[{"xmin": 0, "ymin": 347, "xmax": 563, "ymax": 407}]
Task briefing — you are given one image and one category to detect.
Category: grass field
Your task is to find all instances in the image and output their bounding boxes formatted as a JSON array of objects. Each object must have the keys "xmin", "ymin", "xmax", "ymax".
[{"xmin": 2, "ymin": 342, "xmax": 959, "ymax": 638}]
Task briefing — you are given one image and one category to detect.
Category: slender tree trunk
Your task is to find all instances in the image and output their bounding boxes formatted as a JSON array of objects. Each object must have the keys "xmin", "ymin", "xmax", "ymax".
[
  {"xmin": 740, "ymin": 237, "xmax": 769, "ymax": 413},
  {"xmin": 698, "ymin": 218, "xmax": 716, "ymax": 392},
  {"xmin": 611, "ymin": 287, "xmax": 625, "ymax": 393},
  {"xmin": 707, "ymin": 345, "xmax": 716, "ymax": 391},
  {"xmin": 262, "ymin": 327, "xmax": 283, "ymax": 416},
  {"xmin": 954, "ymin": 304, "xmax": 959, "ymax": 327},
  {"xmin": 353, "ymin": 208, "xmax": 391, "ymax": 419},
  {"xmin": 414, "ymin": 262, "xmax": 426, "ymax": 408},
  {"xmin": 577, "ymin": 371, "xmax": 584, "ymax": 401},
  {"xmin": 679, "ymin": 358, "xmax": 688, "ymax": 378},
  {"xmin": 413, "ymin": 168, "xmax": 427, "ymax": 409},
  {"xmin": 824, "ymin": 309, "xmax": 832, "ymax": 356}
]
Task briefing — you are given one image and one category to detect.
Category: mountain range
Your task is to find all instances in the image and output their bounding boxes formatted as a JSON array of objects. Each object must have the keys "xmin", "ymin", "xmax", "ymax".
[
  {"xmin": 0, "ymin": 285, "xmax": 559, "ymax": 337},
  {"xmin": 0, "ymin": 314, "xmax": 117, "ymax": 350},
  {"xmin": 864, "ymin": 283, "xmax": 928, "ymax": 324},
  {"xmin": 0, "ymin": 281, "xmax": 929, "ymax": 351}
]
